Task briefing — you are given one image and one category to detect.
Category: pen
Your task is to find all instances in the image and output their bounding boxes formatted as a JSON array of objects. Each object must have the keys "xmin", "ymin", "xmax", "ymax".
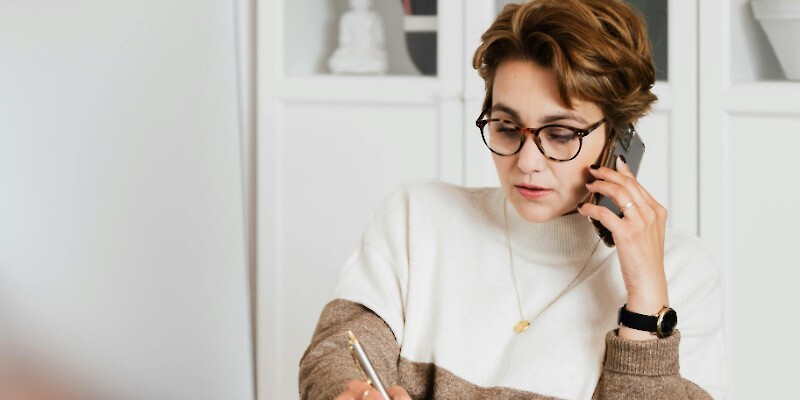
[{"xmin": 347, "ymin": 330, "xmax": 391, "ymax": 400}]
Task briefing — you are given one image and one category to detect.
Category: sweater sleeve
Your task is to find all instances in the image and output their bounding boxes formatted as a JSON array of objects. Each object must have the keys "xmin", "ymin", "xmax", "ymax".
[
  {"xmin": 593, "ymin": 232, "xmax": 728, "ymax": 399},
  {"xmin": 298, "ymin": 299, "xmax": 401, "ymax": 400},
  {"xmin": 592, "ymin": 330, "xmax": 712, "ymax": 399},
  {"xmin": 299, "ymin": 186, "xmax": 412, "ymax": 400}
]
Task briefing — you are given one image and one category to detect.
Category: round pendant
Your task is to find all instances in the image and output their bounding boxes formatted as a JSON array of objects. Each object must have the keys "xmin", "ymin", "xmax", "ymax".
[{"xmin": 514, "ymin": 320, "xmax": 530, "ymax": 333}]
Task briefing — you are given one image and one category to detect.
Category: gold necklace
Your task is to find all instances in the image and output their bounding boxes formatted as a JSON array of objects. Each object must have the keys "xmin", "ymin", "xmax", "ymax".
[{"xmin": 503, "ymin": 197, "xmax": 601, "ymax": 333}]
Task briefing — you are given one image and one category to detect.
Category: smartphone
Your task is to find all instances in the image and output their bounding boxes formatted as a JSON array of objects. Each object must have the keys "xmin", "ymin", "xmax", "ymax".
[{"xmin": 587, "ymin": 123, "xmax": 645, "ymax": 247}]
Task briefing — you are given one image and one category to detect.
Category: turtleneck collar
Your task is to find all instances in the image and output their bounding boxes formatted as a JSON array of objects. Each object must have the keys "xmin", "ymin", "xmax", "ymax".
[{"xmin": 482, "ymin": 186, "xmax": 601, "ymax": 262}]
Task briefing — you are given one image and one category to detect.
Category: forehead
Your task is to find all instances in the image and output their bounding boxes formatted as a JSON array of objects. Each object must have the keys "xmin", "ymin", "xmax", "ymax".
[{"xmin": 491, "ymin": 60, "xmax": 600, "ymax": 123}]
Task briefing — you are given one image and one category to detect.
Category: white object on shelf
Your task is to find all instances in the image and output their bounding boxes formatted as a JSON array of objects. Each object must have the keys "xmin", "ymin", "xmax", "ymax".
[
  {"xmin": 403, "ymin": 15, "xmax": 437, "ymax": 32},
  {"xmin": 328, "ymin": 0, "xmax": 389, "ymax": 75},
  {"xmin": 752, "ymin": 0, "xmax": 800, "ymax": 80}
]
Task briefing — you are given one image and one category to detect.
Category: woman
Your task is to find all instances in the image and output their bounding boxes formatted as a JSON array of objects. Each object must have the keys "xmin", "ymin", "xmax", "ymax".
[{"xmin": 299, "ymin": 1, "xmax": 727, "ymax": 399}]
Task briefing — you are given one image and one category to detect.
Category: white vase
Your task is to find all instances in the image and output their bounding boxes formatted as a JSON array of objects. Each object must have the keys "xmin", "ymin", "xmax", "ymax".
[{"xmin": 751, "ymin": 0, "xmax": 800, "ymax": 80}]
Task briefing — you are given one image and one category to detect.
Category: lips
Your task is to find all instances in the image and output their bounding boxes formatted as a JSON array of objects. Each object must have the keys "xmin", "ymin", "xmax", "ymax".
[
  {"xmin": 515, "ymin": 184, "xmax": 550, "ymax": 190},
  {"xmin": 515, "ymin": 184, "xmax": 553, "ymax": 200}
]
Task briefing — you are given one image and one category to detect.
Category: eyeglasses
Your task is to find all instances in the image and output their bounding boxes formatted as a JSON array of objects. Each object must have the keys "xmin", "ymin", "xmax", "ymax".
[{"xmin": 475, "ymin": 111, "xmax": 605, "ymax": 162}]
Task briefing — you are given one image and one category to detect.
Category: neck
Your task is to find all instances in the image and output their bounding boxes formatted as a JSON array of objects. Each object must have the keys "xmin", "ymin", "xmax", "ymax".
[
  {"xmin": 561, "ymin": 208, "xmax": 579, "ymax": 216},
  {"xmin": 484, "ymin": 188, "xmax": 599, "ymax": 261}
]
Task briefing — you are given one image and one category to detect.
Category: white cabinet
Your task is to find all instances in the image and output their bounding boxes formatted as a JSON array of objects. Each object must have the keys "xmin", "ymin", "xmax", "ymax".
[
  {"xmin": 258, "ymin": 2, "xmax": 473, "ymax": 399},
  {"xmin": 700, "ymin": 0, "xmax": 800, "ymax": 398},
  {"xmin": 258, "ymin": 1, "xmax": 701, "ymax": 399}
]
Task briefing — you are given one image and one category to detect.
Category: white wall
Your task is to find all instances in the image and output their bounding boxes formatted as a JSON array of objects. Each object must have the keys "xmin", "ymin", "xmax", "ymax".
[{"xmin": 0, "ymin": 1, "xmax": 253, "ymax": 399}]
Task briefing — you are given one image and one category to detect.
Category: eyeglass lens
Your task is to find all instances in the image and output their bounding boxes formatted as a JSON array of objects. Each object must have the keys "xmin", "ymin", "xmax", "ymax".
[{"xmin": 483, "ymin": 120, "xmax": 581, "ymax": 160}]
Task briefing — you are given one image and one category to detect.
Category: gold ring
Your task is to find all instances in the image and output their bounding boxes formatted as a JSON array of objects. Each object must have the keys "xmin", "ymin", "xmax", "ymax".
[
  {"xmin": 362, "ymin": 389, "xmax": 370, "ymax": 399},
  {"xmin": 620, "ymin": 200, "xmax": 636, "ymax": 212}
]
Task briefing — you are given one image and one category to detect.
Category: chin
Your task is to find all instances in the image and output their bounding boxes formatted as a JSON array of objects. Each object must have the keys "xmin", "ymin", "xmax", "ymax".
[{"xmin": 508, "ymin": 197, "xmax": 560, "ymax": 223}]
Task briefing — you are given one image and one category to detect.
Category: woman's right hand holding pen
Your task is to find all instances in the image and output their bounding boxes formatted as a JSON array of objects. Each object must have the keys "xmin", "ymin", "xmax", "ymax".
[{"xmin": 334, "ymin": 379, "xmax": 411, "ymax": 400}]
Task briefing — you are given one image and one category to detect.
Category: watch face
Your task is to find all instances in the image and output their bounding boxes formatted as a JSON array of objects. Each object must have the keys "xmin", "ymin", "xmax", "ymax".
[{"xmin": 658, "ymin": 309, "xmax": 678, "ymax": 337}]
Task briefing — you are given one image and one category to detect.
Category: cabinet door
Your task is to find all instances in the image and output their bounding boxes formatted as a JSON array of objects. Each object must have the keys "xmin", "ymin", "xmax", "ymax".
[
  {"xmin": 257, "ymin": 1, "xmax": 465, "ymax": 399},
  {"xmin": 700, "ymin": 0, "xmax": 800, "ymax": 398}
]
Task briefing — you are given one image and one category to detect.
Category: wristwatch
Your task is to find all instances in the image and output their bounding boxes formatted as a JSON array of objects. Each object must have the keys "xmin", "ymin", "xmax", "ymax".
[{"xmin": 618, "ymin": 304, "xmax": 678, "ymax": 338}]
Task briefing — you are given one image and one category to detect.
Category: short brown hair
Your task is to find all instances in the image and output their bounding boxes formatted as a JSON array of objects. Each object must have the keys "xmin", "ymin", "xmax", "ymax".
[{"xmin": 473, "ymin": 0, "xmax": 657, "ymax": 137}]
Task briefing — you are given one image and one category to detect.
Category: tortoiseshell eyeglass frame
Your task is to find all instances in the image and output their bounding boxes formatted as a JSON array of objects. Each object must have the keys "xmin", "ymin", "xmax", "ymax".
[{"xmin": 475, "ymin": 109, "xmax": 606, "ymax": 162}]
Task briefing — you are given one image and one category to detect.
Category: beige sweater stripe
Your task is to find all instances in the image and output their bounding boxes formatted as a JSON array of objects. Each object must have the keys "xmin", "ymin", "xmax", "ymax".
[{"xmin": 299, "ymin": 299, "xmax": 711, "ymax": 400}]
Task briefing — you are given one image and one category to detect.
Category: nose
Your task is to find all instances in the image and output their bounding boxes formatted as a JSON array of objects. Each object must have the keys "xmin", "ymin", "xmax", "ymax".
[{"xmin": 516, "ymin": 134, "xmax": 548, "ymax": 173}]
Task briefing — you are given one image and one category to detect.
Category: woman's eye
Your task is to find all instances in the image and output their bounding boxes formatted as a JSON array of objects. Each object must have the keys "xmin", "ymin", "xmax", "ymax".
[
  {"xmin": 543, "ymin": 127, "xmax": 576, "ymax": 143},
  {"xmin": 497, "ymin": 126, "xmax": 519, "ymax": 136}
]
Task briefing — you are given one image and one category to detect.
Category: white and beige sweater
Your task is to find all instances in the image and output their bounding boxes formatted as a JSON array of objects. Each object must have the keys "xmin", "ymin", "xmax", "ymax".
[{"xmin": 300, "ymin": 179, "xmax": 727, "ymax": 399}]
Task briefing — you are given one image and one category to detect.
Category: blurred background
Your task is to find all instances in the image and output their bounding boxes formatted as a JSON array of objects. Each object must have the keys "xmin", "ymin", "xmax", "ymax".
[
  {"xmin": 1, "ymin": 0, "xmax": 255, "ymax": 399},
  {"xmin": 2, "ymin": 0, "xmax": 798, "ymax": 399}
]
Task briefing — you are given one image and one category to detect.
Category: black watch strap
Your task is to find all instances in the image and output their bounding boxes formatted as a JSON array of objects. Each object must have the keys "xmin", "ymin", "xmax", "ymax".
[
  {"xmin": 618, "ymin": 304, "xmax": 657, "ymax": 332},
  {"xmin": 618, "ymin": 304, "xmax": 678, "ymax": 338}
]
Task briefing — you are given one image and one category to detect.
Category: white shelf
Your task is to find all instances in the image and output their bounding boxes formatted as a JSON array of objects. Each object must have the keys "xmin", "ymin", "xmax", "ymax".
[
  {"xmin": 283, "ymin": 0, "xmax": 428, "ymax": 76},
  {"xmin": 723, "ymin": 82, "xmax": 800, "ymax": 114},
  {"xmin": 276, "ymin": 75, "xmax": 442, "ymax": 104}
]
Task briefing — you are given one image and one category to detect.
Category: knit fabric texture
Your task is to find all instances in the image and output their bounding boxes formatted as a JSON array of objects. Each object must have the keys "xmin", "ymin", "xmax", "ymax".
[{"xmin": 300, "ymin": 180, "xmax": 727, "ymax": 399}]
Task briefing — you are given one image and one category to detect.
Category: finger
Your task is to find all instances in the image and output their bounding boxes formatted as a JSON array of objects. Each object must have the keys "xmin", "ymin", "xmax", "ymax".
[
  {"xmin": 617, "ymin": 156, "xmax": 663, "ymax": 213},
  {"xmin": 364, "ymin": 387, "xmax": 391, "ymax": 400},
  {"xmin": 578, "ymin": 201, "xmax": 623, "ymax": 232},
  {"xmin": 387, "ymin": 385, "xmax": 412, "ymax": 400},
  {"xmin": 588, "ymin": 161, "xmax": 666, "ymax": 234},
  {"xmin": 341, "ymin": 380, "xmax": 371, "ymax": 399},
  {"xmin": 587, "ymin": 180, "xmax": 650, "ymax": 224},
  {"xmin": 585, "ymin": 180, "xmax": 641, "ymax": 217},
  {"xmin": 614, "ymin": 155, "xmax": 635, "ymax": 178},
  {"xmin": 588, "ymin": 169, "xmax": 652, "ymax": 221},
  {"xmin": 614, "ymin": 156, "xmax": 660, "ymax": 206},
  {"xmin": 589, "ymin": 163, "xmax": 643, "ymax": 200},
  {"xmin": 363, "ymin": 388, "xmax": 376, "ymax": 400},
  {"xmin": 633, "ymin": 183, "xmax": 665, "ymax": 222},
  {"xmin": 589, "ymin": 160, "xmax": 651, "ymax": 201}
]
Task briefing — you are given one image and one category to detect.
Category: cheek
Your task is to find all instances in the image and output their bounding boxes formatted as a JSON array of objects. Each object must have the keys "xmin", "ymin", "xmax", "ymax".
[
  {"xmin": 556, "ymin": 165, "xmax": 590, "ymax": 194},
  {"xmin": 492, "ymin": 154, "xmax": 514, "ymax": 175},
  {"xmin": 562, "ymin": 138, "xmax": 605, "ymax": 194},
  {"xmin": 583, "ymin": 133, "xmax": 607, "ymax": 165}
]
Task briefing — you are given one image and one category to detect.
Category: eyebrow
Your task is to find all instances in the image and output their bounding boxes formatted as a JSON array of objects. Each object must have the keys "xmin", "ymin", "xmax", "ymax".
[{"xmin": 490, "ymin": 102, "xmax": 588, "ymax": 125}]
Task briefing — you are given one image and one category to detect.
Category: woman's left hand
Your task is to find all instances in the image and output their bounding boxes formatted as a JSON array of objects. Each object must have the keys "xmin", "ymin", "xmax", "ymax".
[{"xmin": 578, "ymin": 156, "xmax": 669, "ymax": 338}]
